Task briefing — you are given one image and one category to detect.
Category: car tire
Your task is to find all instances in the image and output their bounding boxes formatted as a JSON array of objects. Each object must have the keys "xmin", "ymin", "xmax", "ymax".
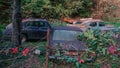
[{"xmin": 21, "ymin": 34, "xmax": 27, "ymax": 43}]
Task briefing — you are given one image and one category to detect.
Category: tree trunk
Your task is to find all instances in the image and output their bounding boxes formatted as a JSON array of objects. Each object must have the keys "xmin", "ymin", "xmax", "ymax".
[{"xmin": 12, "ymin": 0, "xmax": 22, "ymax": 46}]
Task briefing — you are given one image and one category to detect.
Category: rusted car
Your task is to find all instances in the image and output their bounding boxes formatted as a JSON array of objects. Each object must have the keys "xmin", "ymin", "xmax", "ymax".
[
  {"xmin": 47, "ymin": 26, "xmax": 95, "ymax": 62},
  {"xmin": 67, "ymin": 18, "xmax": 115, "ymax": 32}
]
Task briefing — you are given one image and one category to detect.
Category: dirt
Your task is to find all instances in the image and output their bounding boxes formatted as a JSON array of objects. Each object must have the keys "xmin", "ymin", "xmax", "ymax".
[
  {"xmin": 91, "ymin": 0, "xmax": 120, "ymax": 21},
  {"xmin": 6, "ymin": 54, "xmax": 75, "ymax": 68},
  {"xmin": 7, "ymin": 54, "xmax": 42, "ymax": 68}
]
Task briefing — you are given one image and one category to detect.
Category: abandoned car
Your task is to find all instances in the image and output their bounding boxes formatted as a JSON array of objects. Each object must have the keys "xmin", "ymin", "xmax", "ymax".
[
  {"xmin": 67, "ymin": 18, "xmax": 116, "ymax": 32},
  {"xmin": 48, "ymin": 26, "xmax": 96, "ymax": 62},
  {"xmin": 3, "ymin": 18, "xmax": 51, "ymax": 42}
]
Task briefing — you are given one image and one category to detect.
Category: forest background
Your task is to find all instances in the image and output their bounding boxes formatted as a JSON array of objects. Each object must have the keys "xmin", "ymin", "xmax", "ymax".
[{"xmin": 0, "ymin": 0, "xmax": 120, "ymax": 25}]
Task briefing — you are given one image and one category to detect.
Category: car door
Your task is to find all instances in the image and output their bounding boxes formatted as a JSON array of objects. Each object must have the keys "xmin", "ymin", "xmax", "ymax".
[
  {"xmin": 89, "ymin": 22, "xmax": 97, "ymax": 30},
  {"xmin": 25, "ymin": 21, "xmax": 40, "ymax": 39},
  {"xmin": 37, "ymin": 21, "xmax": 49, "ymax": 40}
]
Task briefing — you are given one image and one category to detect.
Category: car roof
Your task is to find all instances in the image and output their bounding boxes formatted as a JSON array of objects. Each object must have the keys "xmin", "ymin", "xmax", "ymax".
[
  {"xmin": 5, "ymin": 18, "xmax": 49, "ymax": 29},
  {"xmin": 22, "ymin": 18, "xmax": 48, "ymax": 22},
  {"xmin": 82, "ymin": 19, "xmax": 103, "ymax": 23},
  {"xmin": 53, "ymin": 26, "xmax": 83, "ymax": 32}
]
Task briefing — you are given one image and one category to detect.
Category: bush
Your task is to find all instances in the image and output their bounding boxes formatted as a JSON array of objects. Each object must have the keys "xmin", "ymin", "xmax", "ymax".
[
  {"xmin": 77, "ymin": 29, "xmax": 120, "ymax": 67},
  {"xmin": 0, "ymin": 24, "xmax": 6, "ymax": 39},
  {"xmin": 0, "ymin": 41, "xmax": 30, "ymax": 67},
  {"xmin": 0, "ymin": 25, "xmax": 4, "ymax": 37}
]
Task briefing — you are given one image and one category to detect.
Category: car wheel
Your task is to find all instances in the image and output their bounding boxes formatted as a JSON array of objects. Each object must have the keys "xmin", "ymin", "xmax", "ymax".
[{"xmin": 21, "ymin": 34, "xmax": 27, "ymax": 43}]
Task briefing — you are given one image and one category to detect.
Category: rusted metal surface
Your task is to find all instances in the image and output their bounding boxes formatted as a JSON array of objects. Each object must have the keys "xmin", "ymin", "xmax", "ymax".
[
  {"xmin": 45, "ymin": 28, "xmax": 50, "ymax": 68},
  {"xmin": 48, "ymin": 26, "xmax": 87, "ymax": 61},
  {"xmin": 67, "ymin": 18, "xmax": 118, "ymax": 32},
  {"xmin": 50, "ymin": 26, "xmax": 85, "ymax": 51}
]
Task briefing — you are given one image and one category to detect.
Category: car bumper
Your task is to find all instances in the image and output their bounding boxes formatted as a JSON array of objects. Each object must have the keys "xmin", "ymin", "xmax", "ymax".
[{"xmin": 48, "ymin": 55, "xmax": 95, "ymax": 63}]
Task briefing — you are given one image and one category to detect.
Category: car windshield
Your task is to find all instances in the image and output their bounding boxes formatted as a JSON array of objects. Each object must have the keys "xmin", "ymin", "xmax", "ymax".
[
  {"xmin": 53, "ymin": 30, "xmax": 81, "ymax": 41},
  {"xmin": 75, "ymin": 22, "xmax": 82, "ymax": 24}
]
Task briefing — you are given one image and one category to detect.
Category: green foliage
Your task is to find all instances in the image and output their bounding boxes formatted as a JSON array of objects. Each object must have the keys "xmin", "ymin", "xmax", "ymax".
[
  {"xmin": 21, "ymin": 0, "xmax": 93, "ymax": 19},
  {"xmin": 1, "ymin": 0, "xmax": 93, "ymax": 23},
  {"xmin": 0, "ymin": 24, "xmax": 6, "ymax": 37},
  {"xmin": 50, "ymin": 0, "xmax": 93, "ymax": 18},
  {"xmin": 0, "ymin": 1, "xmax": 12, "ymax": 24},
  {"xmin": 48, "ymin": 19, "xmax": 67, "ymax": 26},
  {"xmin": 22, "ymin": 0, "xmax": 52, "ymax": 18},
  {"xmin": 105, "ymin": 21, "xmax": 120, "ymax": 27},
  {"xmin": 0, "ymin": 41, "xmax": 32, "ymax": 67},
  {"xmin": 77, "ymin": 29, "xmax": 120, "ymax": 67},
  {"xmin": 78, "ymin": 29, "xmax": 115, "ymax": 52},
  {"xmin": 78, "ymin": 0, "xmax": 93, "ymax": 17},
  {"xmin": 46, "ymin": 29, "xmax": 120, "ymax": 68},
  {"xmin": 0, "ymin": 29, "xmax": 2, "ymax": 37}
]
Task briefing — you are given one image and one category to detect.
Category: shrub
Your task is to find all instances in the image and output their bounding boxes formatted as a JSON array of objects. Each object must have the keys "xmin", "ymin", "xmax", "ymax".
[
  {"xmin": 0, "ymin": 24, "xmax": 6, "ymax": 41},
  {"xmin": 77, "ymin": 29, "xmax": 120, "ymax": 67},
  {"xmin": 0, "ymin": 42, "xmax": 30, "ymax": 67}
]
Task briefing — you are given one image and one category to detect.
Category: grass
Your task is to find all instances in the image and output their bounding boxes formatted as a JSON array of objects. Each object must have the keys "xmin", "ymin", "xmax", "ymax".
[{"xmin": 105, "ymin": 21, "xmax": 120, "ymax": 27}]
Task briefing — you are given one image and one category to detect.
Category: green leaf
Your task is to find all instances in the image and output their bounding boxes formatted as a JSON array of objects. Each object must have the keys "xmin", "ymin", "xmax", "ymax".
[
  {"xmin": 102, "ymin": 48, "xmax": 107, "ymax": 55},
  {"xmin": 55, "ymin": 51, "xmax": 60, "ymax": 56},
  {"xmin": 94, "ymin": 63, "xmax": 100, "ymax": 68},
  {"xmin": 112, "ymin": 63, "xmax": 119, "ymax": 68},
  {"xmin": 75, "ymin": 62, "xmax": 80, "ymax": 68}
]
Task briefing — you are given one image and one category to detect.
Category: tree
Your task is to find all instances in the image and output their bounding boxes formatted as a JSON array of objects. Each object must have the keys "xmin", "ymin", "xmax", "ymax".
[
  {"xmin": 22, "ymin": 0, "xmax": 93, "ymax": 19},
  {"xmin": 12, "ymin": 0, "xmax": 22, "ymax": 46},
  {"xmin": 0, "ymin": 0, "xmax": 12, "ymax": 24}
]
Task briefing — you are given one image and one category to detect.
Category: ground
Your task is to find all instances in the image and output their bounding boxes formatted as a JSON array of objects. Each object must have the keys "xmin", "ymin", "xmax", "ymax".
[{"xmin": 1, "ymin": 41, "xmax": 75, "ymax": 68}]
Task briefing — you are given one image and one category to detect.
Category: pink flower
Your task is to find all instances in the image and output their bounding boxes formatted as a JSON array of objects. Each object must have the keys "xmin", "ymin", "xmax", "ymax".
[
  {"xmin": 113, "ymin": 34, "xmax": 119, "ymax": 39},
  {"xmin": 77, "ymin": 56, "xmax": 85, "ymax": 63},
  {"xmin": 108, "ymin": 46, "xmax": 116, "ymax": 54},
  {"xmin": 77, "ymin": 56, "xmax": 81, "ymax": 61},
  {"xmin": 102, "ymin": 65, "xmax": 107, "ymax": 68},
  {"xmin": 79, "ymin": 59, "xmax": 85, "ymax": 63},
  {"xmin": 22, "ymin": 48, "xmax": 29, "ymax": 56}
]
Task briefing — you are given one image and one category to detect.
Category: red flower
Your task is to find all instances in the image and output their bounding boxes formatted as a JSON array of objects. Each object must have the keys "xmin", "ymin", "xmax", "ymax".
[
  {"xmin": 12, "ymin": 47, "xmax": 18, "ymax": 54},
  {"xmin": 79, "ymin": 59, "xmax": 85, "ymax": 63},
  {"xmin": 77, "ymin": 56, "xmax": 85, "ymax": 63},
  {"xmin": 108, "ymin": 46, "xmax": 116, "ymax": 54},
  {"xmin": 22, "ymin": 48, "xmax": 29, "ymax": 56},
  {"xmin": 117, "ymin": 51, "xmax": 120, "ymax": 56}
]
